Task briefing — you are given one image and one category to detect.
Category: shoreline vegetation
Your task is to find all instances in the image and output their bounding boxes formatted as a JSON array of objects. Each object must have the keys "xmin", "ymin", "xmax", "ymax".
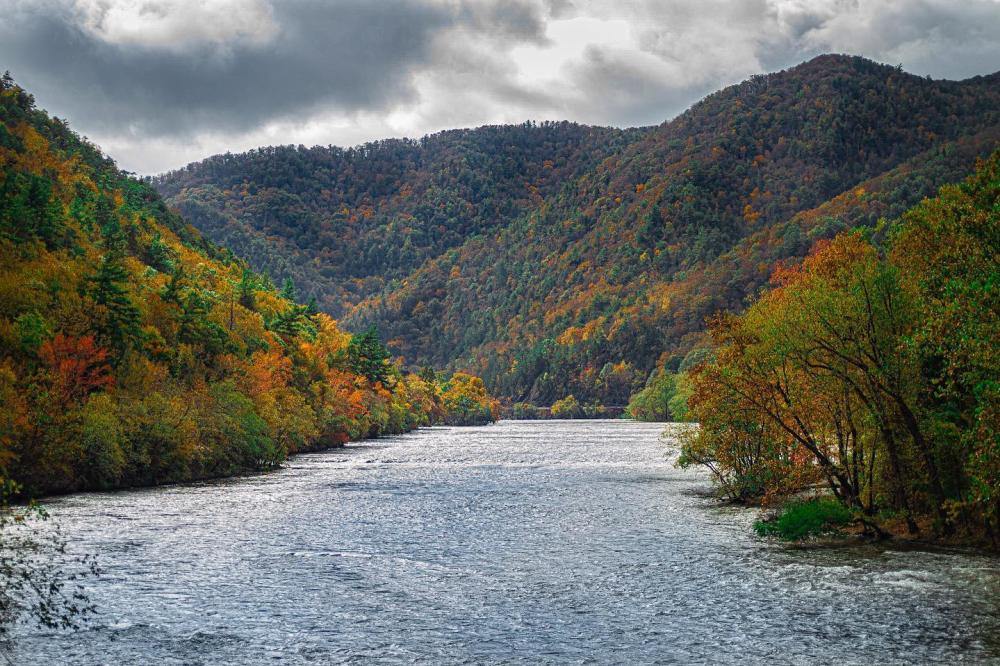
[
  {"xmin": 0, "ymin": 75, "xmax": 499, "ymax": 500},
  {"xmin": 672, "ymin": 152, "xmax": 1000, "ymax": 551}
]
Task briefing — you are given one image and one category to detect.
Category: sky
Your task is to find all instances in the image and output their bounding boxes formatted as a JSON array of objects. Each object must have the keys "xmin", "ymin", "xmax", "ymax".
[{"xmin": 2, "ymin": 0, "xmax": 999, "ymax": 174}]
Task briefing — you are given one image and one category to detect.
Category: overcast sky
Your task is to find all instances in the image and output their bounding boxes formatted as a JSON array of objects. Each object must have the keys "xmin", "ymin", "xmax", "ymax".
[{"xmin": 2, "ymin": 0, "xmax": 999, "ymax": 174}]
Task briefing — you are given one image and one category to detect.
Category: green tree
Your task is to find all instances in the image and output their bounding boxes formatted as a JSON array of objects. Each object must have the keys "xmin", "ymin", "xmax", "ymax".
[
  {"xmin": 89, "ymin": 247, "xmax": 142, "ymax": 361},
  {"xmin": 418, "ymin": 365, "xmax": 437, "ymax": 385},
  {"xmin": 238, "ymin": 269, "xmax": 257, "ymax": 310},
  {"xmin": 348, "ymin": 326, "xmax": 392, "ymax": 387},
  {"xmin": 280, "ymin": 277, "xmax": 296, "ymax": 301},
  {"xmin": 627, "ymin": 370, "xmax": 677, "ymax": 421}
]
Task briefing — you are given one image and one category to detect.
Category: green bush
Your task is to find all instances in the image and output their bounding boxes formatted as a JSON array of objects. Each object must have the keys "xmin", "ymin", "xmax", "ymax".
[
  {"xmin": 754, "ymin": 498, "xmax": 852, "ymax": 541},
  {"xmin": 79, "ymin": 393, "xmax": 126, "ymax": 489}
]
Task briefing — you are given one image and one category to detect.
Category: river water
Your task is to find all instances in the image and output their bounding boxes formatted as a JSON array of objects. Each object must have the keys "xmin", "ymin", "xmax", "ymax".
[{"xmin": 14, "ymin": 420, "xmax": 1000, "ymax": 664}]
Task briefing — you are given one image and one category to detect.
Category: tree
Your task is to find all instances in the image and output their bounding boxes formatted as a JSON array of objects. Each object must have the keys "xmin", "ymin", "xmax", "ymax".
[
  {"xmin": 178, "ymin": 290, "xmax": 229, "ymax": 358},
  {"xmin": 440, "ymin": 372, "xmax": 498, "ymax": 425},
  {"xmin": 551, "ymin": 394, "xmax": 583, "ymax": 419},
  {"xmin": 280, "ymin": 278, "xmax": 296, "ymax": 301},
  {"xmin": 418, "ymin": 365, "xmax": 437, "ymax": 385},
  {"xmin": 347, "ymin": 326, "xmax": 392, "ymax": 387},
  {"xmin": 890, "ymin": 152, "xmax": 1000, "ymax": 535},
  {"xmin": 89, "ymin": 247, "xmax": 142, "ymax": 361},
  {"xmin": 38, "ymin": 334, "xmax": 114, "ymax": 409},
  {"xmin": 627, "ymin": 370, "xmax": 677, "ymax": 421},
  {"xmin": 238, "ymin": 269, "xmax": 257, "ymax": 310}
]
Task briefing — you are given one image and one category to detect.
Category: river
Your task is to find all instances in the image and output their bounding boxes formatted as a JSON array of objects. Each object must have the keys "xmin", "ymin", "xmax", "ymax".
[{"xmin": 14, "ymin": 420, "xmax": 1000, "ymax": 664}]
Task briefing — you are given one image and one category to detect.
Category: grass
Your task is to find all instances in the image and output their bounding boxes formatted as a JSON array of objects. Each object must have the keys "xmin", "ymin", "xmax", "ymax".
[{"xmin": 754, "ymin": 497, "xmax": 853, "ymax": 541}]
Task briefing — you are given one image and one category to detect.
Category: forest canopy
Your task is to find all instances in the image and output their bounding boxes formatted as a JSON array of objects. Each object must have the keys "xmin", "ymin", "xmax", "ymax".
[{"xmin": 0, "ymin": 74, "xmax": 498, "ymax": 498}]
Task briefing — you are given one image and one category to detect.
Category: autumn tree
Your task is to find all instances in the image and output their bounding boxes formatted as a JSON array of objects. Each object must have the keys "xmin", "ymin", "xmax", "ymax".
[{"xmin": 38, "ymin": 334, "xmax": 114, "ymax": 409}]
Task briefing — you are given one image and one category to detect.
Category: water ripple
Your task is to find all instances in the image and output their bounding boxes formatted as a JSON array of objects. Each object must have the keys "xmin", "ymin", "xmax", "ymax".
[{"xmin": 12, "ymin": 421, "xmax": 1000, "ymax": 664}]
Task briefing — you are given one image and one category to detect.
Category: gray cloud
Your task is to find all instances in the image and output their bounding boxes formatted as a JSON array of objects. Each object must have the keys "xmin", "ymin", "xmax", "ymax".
[
  {"xmin": 0, "ymin": 0, "xmax": 457, "ymax": 137},
  {"xmin": 557, "ymin": 0, "xmax": 1000, "ymax": 127},
  {"xmin": 2, "ymin": 0, "xmax": 998, "ymax": 174},
  {"xmin": 793, "ymin": 0, "xmax": 1000, "ymax": 79}
]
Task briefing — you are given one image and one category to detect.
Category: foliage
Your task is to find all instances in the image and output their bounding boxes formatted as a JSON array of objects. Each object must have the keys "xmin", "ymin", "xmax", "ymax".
[
  {"xmin": 0, "ymin": 75, "xmax": 498, "ymax": 498},
  {"xmin": 347, "ymin": 325, "xmax": 392, "ymax": 387},
  {"xmin": 627, "ymin": 370, "xmax": 677, "ymax": 421},
  {"xmin": 0, "ymin": 479, "xmax": 98, "ymax": 645},
  {"xmin": 397, "ymin": 56, "xmax": 999, "ymax": 409},
  {"xmin": 511, "ymin": 402, "xmax": 543, "ymax": 419},
  {"xmin": 667, "ymin": 373, "xmax": 694, "ymax": 422},
  {"xmin": 753, "ymin": 498, "xmax": 853, "ymax": 541},
  {"xmin": 684, "ymin": 151, "xmax": 1000, "ymax": 540},
  {"xmin": 439, "ymin": 373, "xmax": 500, "ymax": 426},
  {"xmin": 153, "ymin": 121, "xmax": 637, "ymax": 317},
  {"xmin": 890, "ymin": 151, "xmax": 1000, "ymax": 533},
  {"xmin": 550, "ymin": 395, "xmax": 584, "ymax": 419}
]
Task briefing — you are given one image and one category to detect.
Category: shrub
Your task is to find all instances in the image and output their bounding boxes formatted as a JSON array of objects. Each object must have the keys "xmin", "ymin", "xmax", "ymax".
[
  {"xmin": 550, "ymin": 394, "xmax": 583, "ymax": 418},
  {"xmin": 754, "ymin": 498, "xmax": 853, "ymax": 541}
]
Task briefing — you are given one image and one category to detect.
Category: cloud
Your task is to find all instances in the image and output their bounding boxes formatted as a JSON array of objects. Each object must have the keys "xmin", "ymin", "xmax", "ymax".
[
  {"xmin": 790, "ymin": 0, "xmax": 1000, "ymax": 78},
  {"xmin": 533, "ymin": 0, "xmax": 1000, "ymax": 127},
  {"xmin": 0, "ymin": 0, "xmax": 456, "ymax": 138},
  {"xmin": 71, "ymin": 0, "xmax": 280, "ymax": 52},
  {"xmin": 1, "ymin": 0, "xmax": 997, "ymax": 173}
]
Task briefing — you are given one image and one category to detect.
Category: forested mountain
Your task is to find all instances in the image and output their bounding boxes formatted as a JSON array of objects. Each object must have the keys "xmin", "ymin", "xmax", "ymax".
[
  {"xmin": 0, "ymin": 75, "xmax": 497, "ymax": 497},
  {"xmin": 154, "ymin": 122, "xmax": 645, "ymax": 316},
  {"xmin": 154, "ymin": 55, "xmax": 1000, "ymax": 407}
]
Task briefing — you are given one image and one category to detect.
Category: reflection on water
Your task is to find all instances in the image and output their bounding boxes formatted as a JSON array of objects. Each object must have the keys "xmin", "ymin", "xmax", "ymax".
[{"xmin": 14, "ymin": 421, "xmax": 1000, "ymax": 664}]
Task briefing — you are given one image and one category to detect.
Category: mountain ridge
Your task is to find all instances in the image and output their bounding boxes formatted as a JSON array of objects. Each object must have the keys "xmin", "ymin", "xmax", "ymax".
[{"xmin": 153, "ymin": 54, "xmax": 1000, "ymax": 405}]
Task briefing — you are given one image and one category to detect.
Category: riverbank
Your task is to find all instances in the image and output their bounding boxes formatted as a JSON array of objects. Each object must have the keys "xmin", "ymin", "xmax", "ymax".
[
  {"xmin": 27, "ymin": 417, "xmax": 502, "ymax": 501},
  {"xmin": 743, "ymin": 495, "xmax": 999, "ymax": 553}
]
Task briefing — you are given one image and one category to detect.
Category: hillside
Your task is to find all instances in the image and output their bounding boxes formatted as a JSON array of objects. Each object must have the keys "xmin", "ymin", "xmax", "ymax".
[
  {"xmin": 154, "ymin": 55, "xmax": 1000, "ymax": 407},
  {"xmin": 154, "ymin": 122, "xmax": 646, "ymax": 316},
  {"xmin": 0, "ymin": 75, "xmax": 497, "ymax": 497}
]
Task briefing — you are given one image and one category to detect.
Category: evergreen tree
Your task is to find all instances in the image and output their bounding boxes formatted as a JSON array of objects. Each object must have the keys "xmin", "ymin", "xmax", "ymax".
[
  {"xmin": 161, "ymin": 267, "xmax": 185, "ymax": 306},
  {"xmin": 178, "ymin": 290, "xmax": 229, "ymax": 357},
  {"xmin": 238, "ymin": 269, "xmax": 257, "ymax": 310},
  {"xmin": 89, "ymin": 247, "xmax": 141, "ymax": 361},
  {"xmin": 348, "ymin": 326, "xmax": 392, "ymax": 387},
  {"xmin": 280, "ymin": 278, "xmax": 296, "ymax": 302},
  {"xmin": 419, "ymin": 365, "xmax": 437, "ymax": 385}
]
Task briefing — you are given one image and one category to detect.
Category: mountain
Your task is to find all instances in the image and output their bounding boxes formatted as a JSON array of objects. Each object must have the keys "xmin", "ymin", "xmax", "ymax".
[
  {"xmin": 153, "ymin": 55, "xmax": 1000, "ymax": 406},
  {"xmin": 154, "ymin": 122, "xmax": 646, "ymax": 316},
  {"xmin": 0, "ymin": 74, "xmax": 495, "ymax": 497}
]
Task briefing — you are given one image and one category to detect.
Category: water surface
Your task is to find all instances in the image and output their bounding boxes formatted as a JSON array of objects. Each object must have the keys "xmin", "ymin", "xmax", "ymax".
[{"xmin": 16, "ymin": 420, "xmax": 1000, "ymax": 664}]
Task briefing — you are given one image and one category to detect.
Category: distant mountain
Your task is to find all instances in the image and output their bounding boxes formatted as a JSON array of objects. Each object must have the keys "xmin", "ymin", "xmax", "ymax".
[
  {"xmin": 153, "ymin": 55, "xmax": 1000, "ymax": 406},
  {"xmin": 154, "ymin": 122, "xmax": 646, "ymax": 316}
]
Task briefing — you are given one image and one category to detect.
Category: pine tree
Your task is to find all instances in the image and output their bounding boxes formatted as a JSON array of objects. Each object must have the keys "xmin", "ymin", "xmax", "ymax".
[
  {"xmin": 280, "ymin": 278, "xmax": 296, "ymax": 302},
  {"xmin": 348, "ymin": 326, "xmax": 392, "ymax": 387},
  {"xmin": 419, "ymin": 365, "xmax": 437, "ymax": 385},
  {"xmin": 238, "ymin": 269, "xmax": 257, "ymax": 310},
  {"xmin": 89, "ymin": 246, "xmax": 142, "ymax": 362},
  {"xmin": 161, "ymin": 267, "xmax": 185, "ymax": 305}
]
